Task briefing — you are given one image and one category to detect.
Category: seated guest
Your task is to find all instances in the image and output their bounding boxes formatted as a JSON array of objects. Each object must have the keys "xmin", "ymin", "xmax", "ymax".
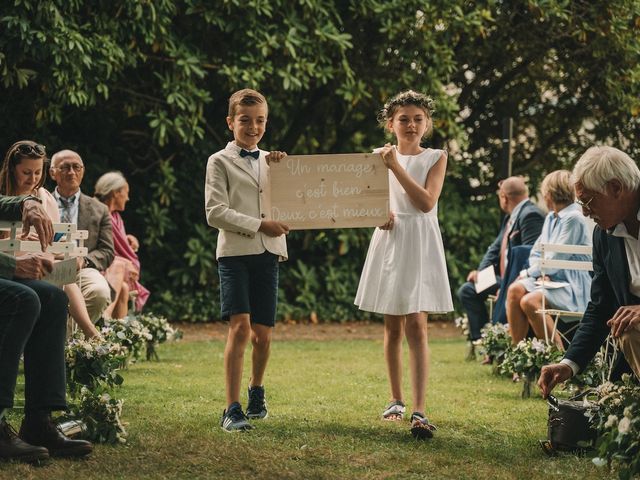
[
  {"xmin": 540, "ymin": 146, "xmax": 640, "ymax": 397},
  {"xmin": 0, "ymin": 141, "xmax": 98, "ymax": 338},
  {"xmin": 457, "ymin": 176, "xmax": 544, "ymax": 341},
  {"xmin": 0, "ymin": 192, "xmax": 92, "ymax": 463},
  {"xmin": 506, "ymin": 170, "xmax": 592, "ymax": 349},
  {"xmin": 49, "ymin": 149, "xmax": 114, "ymax": 322},
  {"xmin": 94, "ymin": 171, "xmax": 149, "ymax": 318}
]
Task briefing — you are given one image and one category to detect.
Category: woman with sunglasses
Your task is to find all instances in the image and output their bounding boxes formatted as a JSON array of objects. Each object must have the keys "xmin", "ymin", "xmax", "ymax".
[{"xmin": 0, "ymin": 141, "xmax": 99, "ymax": 338}]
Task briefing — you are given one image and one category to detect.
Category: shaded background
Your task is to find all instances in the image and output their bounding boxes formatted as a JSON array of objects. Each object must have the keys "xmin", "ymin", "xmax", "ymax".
[{"xmin": 1, "ymin": 0, "xmax": 638, "ymax": 322}]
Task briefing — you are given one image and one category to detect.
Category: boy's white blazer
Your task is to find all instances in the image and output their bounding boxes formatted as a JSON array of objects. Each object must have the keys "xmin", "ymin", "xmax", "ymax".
[{"xmin": 205, "ymin": 142, "xmax": 288, "ymax": 261}]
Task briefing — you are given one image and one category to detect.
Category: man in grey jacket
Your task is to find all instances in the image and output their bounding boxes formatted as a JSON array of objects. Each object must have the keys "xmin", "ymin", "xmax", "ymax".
[{"xmin": 50, "ymin": 149, "xmax": 115, "ymax": 322}]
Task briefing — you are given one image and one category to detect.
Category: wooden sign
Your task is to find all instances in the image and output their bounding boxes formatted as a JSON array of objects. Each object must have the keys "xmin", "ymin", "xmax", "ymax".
[{"xmin": 269, "ymin": 153, "xmax": 389, "ymax": 230}]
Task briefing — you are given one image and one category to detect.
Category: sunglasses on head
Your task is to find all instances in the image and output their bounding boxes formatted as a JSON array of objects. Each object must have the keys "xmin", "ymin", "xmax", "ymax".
[{"xmin": 14, "ymin": 143, "xmax": 46, "ymax": 158}]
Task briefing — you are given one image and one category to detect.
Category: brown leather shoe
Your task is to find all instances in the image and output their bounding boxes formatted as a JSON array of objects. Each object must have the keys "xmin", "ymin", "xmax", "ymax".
[
  {"xmin": 19, "ymin": 417, "xmax": 93, "ymax": 458},
  {"xmin": 0, "ymin": 418, "xmax": 49, "ymax": 463}
]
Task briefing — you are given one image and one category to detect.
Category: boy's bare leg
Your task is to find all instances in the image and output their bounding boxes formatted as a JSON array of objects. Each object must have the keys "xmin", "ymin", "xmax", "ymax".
[
  {"xmin": 224, "ymin": 314, "xmax": 251, "ymax": 406},
  {"xmin": 384, "ymin": 314, "xmax": 405, "ymax": 418},
  {"xmin": 250, "ymin": 323, "xmax": 273, "ymax": 387},
  {"xmin": 405, "ymin": 312, "xmax": 429, "ymax": 414}
]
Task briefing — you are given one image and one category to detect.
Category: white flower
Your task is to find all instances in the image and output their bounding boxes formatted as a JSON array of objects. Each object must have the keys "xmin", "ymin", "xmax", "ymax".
[
  {"xmin": 604, "ymin": 415, "xmax": 618, "ymax": 428},
  {"xmin": 623, "ymin": 406, "xmax": 633, "ymax": 418},
  {"xmin": 618, "ymin": 416, "xmax": 631, "ymax": 434},
  {"xmin": 592, "ymin": 457, "xmax": 607, "ymax": 467}
]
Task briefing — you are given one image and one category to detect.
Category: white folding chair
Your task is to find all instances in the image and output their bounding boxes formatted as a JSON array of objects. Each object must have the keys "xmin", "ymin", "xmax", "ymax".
[
  {"xmin": 0, "ymin": 221, "xmax": 88, "ymax": 259},
  {"xmin": 0, "ymin": 221, "xmax": 89, "ymax": 336},
  {"xmin": 537, "ymin": 243, "xmax": 593, "ymax": 345}
]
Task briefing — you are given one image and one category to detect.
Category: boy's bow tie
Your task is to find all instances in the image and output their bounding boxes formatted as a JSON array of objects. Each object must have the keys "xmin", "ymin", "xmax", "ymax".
[{"xmin": 240, "ymin": 149, "xmax": 259, "ymax": 160}]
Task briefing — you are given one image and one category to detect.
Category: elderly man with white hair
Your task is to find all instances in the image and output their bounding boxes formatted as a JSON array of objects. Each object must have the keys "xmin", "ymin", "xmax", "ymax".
[
  {"xmin": 49, "ymin": 149, "xmax": 114, "ymax": 322},
  {"xmin": 539, "ymin": 146, "xmax": 640, "ymax": 398}
]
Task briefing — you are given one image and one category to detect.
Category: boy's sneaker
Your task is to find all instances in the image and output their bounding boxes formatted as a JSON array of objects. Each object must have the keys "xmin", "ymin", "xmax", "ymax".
[
  {"xmin": 220, "ymin": 402, "xmax": 252, "ymax": 432},
  {"xmin": 246, "ymin": 385, "xmax": 268, "ymax": 419}
]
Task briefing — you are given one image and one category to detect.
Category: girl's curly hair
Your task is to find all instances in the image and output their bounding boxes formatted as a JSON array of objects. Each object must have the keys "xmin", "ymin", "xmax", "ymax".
[{"xmin": 377, "ymin": 90, "xmax": 436, "ymax": 125}]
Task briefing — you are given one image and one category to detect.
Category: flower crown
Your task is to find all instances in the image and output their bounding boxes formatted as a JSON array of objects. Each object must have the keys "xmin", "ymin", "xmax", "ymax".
[{"xmin": 377, "ymin": 90, "xmax": 436, "ymax": 125}]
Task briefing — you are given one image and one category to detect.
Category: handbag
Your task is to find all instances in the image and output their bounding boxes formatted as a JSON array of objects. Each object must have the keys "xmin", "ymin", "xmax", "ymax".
[{"xmin": 540, "ymin": 393, "xmax": 597, "ymax": 455}]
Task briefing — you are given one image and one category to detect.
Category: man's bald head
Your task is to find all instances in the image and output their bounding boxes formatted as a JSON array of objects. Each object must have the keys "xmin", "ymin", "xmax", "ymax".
[
  {"xmin": 50, "ymin": 149, "xmax": 82, "ymax": 168},
  {"xmin": 497, "ymin": 176, "xmax": 529, "ymax": 214},
  {"xmin": 499, "ymin": 176, "xmax": 529, "ymax": 199}
]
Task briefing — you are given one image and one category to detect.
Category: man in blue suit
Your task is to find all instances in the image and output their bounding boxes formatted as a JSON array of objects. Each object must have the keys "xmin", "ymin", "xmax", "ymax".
[
  {"xmin": 539, "ymin": 146, "xmax": 640, "ymax": 398},
  {"xmin": 458, "ymin": 176, "xmax": 544, "ymax": 341}
]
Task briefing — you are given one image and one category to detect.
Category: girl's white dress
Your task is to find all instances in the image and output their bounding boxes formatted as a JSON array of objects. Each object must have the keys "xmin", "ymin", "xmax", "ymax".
[{"xmin": 354, "ymin": 148, "xmax": 453, "ymax": 315}]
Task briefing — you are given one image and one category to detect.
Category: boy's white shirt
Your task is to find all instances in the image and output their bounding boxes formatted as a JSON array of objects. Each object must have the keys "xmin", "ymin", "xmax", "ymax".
[{"xmin": 205, "ymin": 141, "xmax": 288, "ymax": 261}]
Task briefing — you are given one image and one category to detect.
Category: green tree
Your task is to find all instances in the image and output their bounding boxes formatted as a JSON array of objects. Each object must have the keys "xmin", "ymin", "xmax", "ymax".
[{"xmin": 1, "ymin": 0, "xmax": 638, "ymax": 321}]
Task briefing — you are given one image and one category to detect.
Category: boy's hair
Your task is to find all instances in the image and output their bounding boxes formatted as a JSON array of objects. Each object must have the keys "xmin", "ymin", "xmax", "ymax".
[{"xmin": 228, "ymin": 89, "xmax": 268, "ymax": 118}]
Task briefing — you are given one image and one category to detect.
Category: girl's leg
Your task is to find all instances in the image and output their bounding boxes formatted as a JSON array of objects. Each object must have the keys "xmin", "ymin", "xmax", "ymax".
[
  {"xmin": 249, "ymin": 323, "xmax": 273, "ymax": 387},
  {"xmin": 521, "ymin": 291, "xmax": 563, "ymax": 349},
  {"xmin": 384, "ymin": 314, "xmax": 405, "ymax": 418},
  {"xmin": 224, "ymin": 314, "xmax": 251, "ymax": 406},
  {"xmin": 506, "ymin": 282, "xmax": 529, "ymax": 345},
  {"xmin": 405, "ymin": 312, "xmax": 429, "ymax": 414},
  {"xmin": 64, "ymin": 283, "xmax": 99, "ymax": 338}
]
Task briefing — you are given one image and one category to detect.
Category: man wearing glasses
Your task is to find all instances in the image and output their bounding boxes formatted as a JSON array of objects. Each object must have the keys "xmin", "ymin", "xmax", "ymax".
[
  {"xmin": 50, "ymin": 150, "xmax": 114, "ymax": 322},
  {"xmin": 539, "ymin": 146, "xmax": 640, "ymax": 397}
]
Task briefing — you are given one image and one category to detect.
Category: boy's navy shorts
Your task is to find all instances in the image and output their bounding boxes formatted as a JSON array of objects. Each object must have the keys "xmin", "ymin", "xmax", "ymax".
[{"xmin": 218, "ymin": 251, "xmax": 279, "ymax": 327}]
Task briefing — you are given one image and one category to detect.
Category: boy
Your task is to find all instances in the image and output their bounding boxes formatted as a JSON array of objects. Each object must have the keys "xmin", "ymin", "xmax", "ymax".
[{"xmin": 205, "ymin": 89, "xmax": 289, "ymax": 432}]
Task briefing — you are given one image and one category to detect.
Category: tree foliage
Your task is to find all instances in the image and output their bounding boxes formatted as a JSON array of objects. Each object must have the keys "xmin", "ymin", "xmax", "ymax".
[{"xmin": 1, "ymin": 0, "xmax": 638, "ymax": 321}]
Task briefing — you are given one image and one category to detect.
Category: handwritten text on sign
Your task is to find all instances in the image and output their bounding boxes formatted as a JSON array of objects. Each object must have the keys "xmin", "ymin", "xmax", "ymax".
[{"xmin": 270, "ymin": 153, "xmax": 389, "ymax": 230}]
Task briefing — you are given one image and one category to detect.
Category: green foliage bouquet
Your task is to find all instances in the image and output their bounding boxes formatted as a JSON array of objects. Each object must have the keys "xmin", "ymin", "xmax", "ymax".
[
  {"xmin": 479, "ymin": 323, "xmax": 511, "ymax": 370},
  {"xmin": 101, "ymin": 317, "xmax": 153, "ymax": 363},
  {"xmin": 65, "ymin": 336, "xmax": 128, "ymax": 396},
  {"xmin": 70, "ymin": 386, "xmax": 128, "ymax": 445},
  {"xmin": 590, "ymin": 375, "xmax": 640, "ymax": 479},
  {"xmin": 135, "ymin": 312, "xmax": 182, "ymax": 360},
  {"xmin": 500, "ymin": 338, "xmax": 563, "ymax": 398}
]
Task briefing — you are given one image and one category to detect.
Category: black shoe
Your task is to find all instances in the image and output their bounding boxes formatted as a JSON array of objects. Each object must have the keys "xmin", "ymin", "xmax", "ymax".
[
  {"xmin": 410, "ymin": 412, "xmax": 437, "ymax": 440},
  {"xmin": 246, "ymin": 385, "xmax": 268, "ymax": 419},
  {"xmin": 0, "ymin": 418, "xmax": 49, "ymax": 463},
  {"xmin": 220, "ymin": 402, "xmax": 253, "ymax": 432},
  {"xmin": 19, "ymin": 417, "xmax": 93, "ymax": 458}
]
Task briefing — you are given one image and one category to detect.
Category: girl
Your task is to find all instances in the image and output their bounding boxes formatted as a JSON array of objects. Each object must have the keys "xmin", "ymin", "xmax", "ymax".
[
  {"xmin": 355, "ymin": 91, "xmax": 453, "ymax": 439},
  {"xmin": 0, "ymin": 140, "xmax": 99, "ymax": 338}
]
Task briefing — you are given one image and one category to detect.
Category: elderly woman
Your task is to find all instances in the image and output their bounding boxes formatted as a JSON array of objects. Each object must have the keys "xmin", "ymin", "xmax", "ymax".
[
  {"xmin": 506, "ymin": 170, "xmax": 592, "ymax": 350},
  {"xmin": 94, "ymin": 171, "xmax": 149, "ymax": 318},
  {"xmin": 0, "ymin": 140, "xmax": 99, "ymax": 338}
]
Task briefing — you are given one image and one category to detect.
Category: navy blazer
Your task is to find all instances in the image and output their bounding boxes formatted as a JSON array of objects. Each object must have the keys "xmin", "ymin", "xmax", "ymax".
[
  {"xmin": 478, "ymin": 200, "xmax": 545, "ymax": 272},
  {"xmin": 565, "ymin": 226, "xmax": 640, "ymax": 371}
]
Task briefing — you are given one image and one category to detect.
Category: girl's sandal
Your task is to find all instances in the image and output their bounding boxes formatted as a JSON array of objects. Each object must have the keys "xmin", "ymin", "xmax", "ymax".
[
  {"xmin": 382, "ymin": 400, "xmax": 406, "ymax": 421},
  {"xmin": 410, "ymin": 412, "xmax": 437, "ymax": 439}
]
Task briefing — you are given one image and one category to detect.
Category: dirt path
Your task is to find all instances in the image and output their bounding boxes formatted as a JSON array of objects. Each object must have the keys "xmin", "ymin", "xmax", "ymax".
[{"xmin": 176, "ymin": 319, "xmax": 460, "ymax": 342}]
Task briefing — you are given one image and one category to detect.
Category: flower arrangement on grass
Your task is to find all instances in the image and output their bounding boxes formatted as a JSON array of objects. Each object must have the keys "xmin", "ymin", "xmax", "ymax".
[
  {"xmin": 590, "ymin": 375, "xmax": 640, "ymax": 479},
  {"xmin": 478, "ymin": 322, "xmax": 511, "ymax": 371},
  {"xmin": 69, "ymin": 386, "xmax": 127, "ymax": 444},
  {"xmin": 100, "ymin": 316, "xmax": 153, "ymax": 363},
  {"xmin": 500, "ymin": 338, "xmax": 563, "ymax": 398},
  {"xmin": 65, "ymin": 336, "xmax": 129, "ymax": 396},
  {"xmin": 135, "ymin": 312, "xmax": 182, "ymax": 360}
]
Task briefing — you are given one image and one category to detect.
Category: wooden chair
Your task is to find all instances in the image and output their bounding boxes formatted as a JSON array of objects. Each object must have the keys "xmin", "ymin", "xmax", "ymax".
[{"xmin": 536, "ymin": 243, "xmax": 593, "ymax": 346}]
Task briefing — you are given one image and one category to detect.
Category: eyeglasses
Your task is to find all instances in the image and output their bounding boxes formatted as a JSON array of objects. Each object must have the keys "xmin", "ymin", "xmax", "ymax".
[
  {"xmin": 576, "ymin": 194, "xmax": 597, "ymax": 212},
  {"xmin": 13, "ymin": 143, "xmax": 46, "ymax": 158},
  {"xmin": 54, "ymin": 163, "xmax": 85, "ymax": 173}
]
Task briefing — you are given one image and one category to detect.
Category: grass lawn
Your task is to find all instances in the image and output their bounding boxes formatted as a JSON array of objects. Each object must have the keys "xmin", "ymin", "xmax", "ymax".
[{"xmin": 2, "ymin": 328, "xmax": 612, "ymax": 479}]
